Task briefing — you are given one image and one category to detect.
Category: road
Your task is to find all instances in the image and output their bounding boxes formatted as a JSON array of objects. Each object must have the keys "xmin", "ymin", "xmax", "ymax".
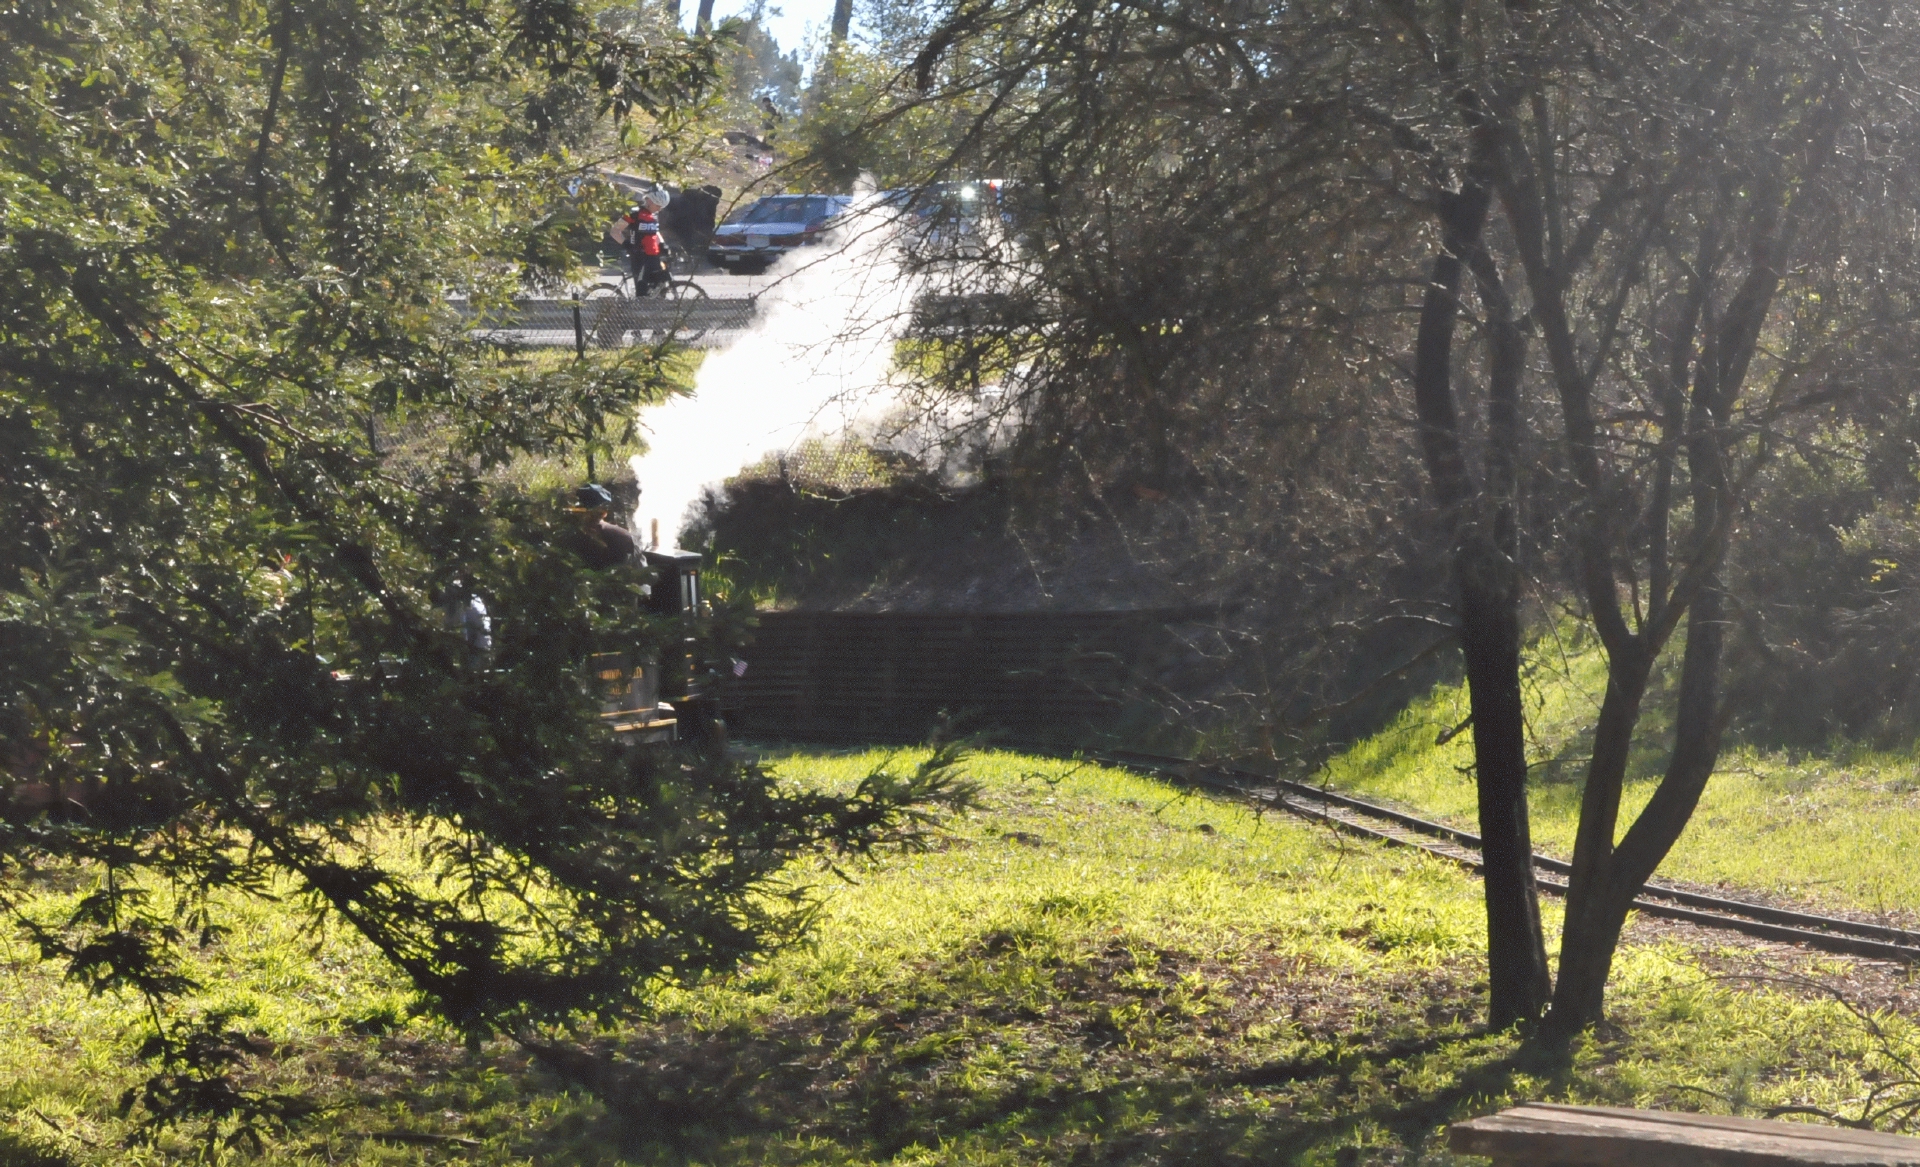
[{"xmin": 582, "ymin": 265, "xmax": 784, "ymax": 300}]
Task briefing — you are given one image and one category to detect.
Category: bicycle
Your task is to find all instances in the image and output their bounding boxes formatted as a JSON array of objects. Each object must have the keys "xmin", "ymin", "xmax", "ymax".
[{"xmin": 584, "ymin": 249, "xmax": 710, "ymax": 343}]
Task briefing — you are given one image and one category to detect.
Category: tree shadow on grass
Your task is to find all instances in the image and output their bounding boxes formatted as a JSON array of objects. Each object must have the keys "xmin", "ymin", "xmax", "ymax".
[{"xmin": 527, "ymin": 935, "xmax": 1567, "ymax": 1165}]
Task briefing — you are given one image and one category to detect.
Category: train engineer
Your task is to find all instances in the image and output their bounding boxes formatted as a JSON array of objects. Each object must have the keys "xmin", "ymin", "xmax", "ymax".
[{"xmin": 565, "ymin": 483, "xmax": 637, "ymax": 569}]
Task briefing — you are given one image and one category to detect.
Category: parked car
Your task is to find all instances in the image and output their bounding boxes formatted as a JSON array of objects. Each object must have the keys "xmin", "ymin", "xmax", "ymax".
[
  {"xmin": 708, "ymin": 194, "xmax": 852, "ymax": 273},
  {"xmin": 878, "ymin": 180, "xmax": 1031, "ymax": 260}
]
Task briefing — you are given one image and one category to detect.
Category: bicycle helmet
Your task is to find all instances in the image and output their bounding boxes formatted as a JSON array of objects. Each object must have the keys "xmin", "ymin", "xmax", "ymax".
[{"xmin": 642, "ymin": 187, "xmax": 671, "ymax": 212}]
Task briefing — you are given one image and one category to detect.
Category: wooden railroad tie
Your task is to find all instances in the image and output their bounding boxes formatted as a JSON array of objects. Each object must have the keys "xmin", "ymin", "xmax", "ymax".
[{"xmin": 1451, "ymin": 1104, "xmax": 1920, "ymax": 1167}]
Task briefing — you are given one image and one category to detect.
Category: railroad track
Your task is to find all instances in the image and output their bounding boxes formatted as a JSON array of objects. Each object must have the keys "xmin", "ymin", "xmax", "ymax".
[{"xmin": 1063, "ymin": 747, "xmax": 1920, "ymax": 964}]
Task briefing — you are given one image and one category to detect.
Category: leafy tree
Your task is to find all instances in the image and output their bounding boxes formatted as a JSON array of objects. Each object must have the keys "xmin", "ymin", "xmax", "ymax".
[
  {"xmin": 1472, "ymin": 2, "xmax": 1920, "ymax": 1037},
  {"xmin": 790, "ymin": 0, "xmax": 1464, "ymax": 765},
  {"xmin": 728, "ymin": 0, "xmax": 804, "ymax": 117},
  {"xmin": 816, "ymin": 0, "xmax": 1920, "ymax": 1038},
  {"xmin": 0, "ymin": 0, "xmax": 969, "ymax": 1147}
]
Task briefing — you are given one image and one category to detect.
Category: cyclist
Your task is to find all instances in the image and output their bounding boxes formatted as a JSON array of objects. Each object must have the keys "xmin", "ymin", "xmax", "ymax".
[{"xmin": 615, "ymin": 188, "xmax": 673, "ymax": 297}]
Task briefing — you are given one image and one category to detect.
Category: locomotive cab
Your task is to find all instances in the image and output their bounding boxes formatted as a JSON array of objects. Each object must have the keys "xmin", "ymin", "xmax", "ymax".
[
  {"xmin": 593, "ymin": 548, "xmax": 717, "ymax": 747},
  {"xmin": 643, "ymin": 549, "xmax": 702, "ymax": 615}
]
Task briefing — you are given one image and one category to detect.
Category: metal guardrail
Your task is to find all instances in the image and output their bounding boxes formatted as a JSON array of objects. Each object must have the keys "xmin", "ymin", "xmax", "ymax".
[
  {"xmin": 463, "ymin": 289, "xmax": 1034, "ymax": 350},
  {"xmin": 460, "ymin": 295, "xmax": 759, "ymax": 349}
]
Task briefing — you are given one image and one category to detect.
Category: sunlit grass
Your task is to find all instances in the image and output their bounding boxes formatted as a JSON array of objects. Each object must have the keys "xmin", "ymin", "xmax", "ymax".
[
  {"xmin": 669, "ymin": 748, "xmax": 1500, "ymax": 1021},
  {"xmin": 1320, "ymin": 626, "xmax": 1920, "ymax": 913},
  {"xmin": 2, "ymin": 747, "xmax": 1917, "ymax": 1163}
]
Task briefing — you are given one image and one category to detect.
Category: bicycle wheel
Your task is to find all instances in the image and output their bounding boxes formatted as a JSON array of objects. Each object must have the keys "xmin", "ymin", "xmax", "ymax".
[
  {"xmin": 582, "ymin": 280, "xmax": 636, "ymax": 349},
  {"xmin": 660, "ymin": 279, "xmax": 709, "ymax": 343}
]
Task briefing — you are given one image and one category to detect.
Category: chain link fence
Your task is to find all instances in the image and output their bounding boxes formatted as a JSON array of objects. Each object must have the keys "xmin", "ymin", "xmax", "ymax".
[
  {"xmin": 735, "ymin": 439, "xmax": 907, "ymax": 494},
  {"xmin": 401, "ymin": 294, "xmax": 901, "ymax": 499},
  {"xmin": 466, "ymin": 294, "xmax": 756, "ymax": 352},
  {"xmin": 368, "ymin": 410, "xmax": 642, "ymax": 497}
]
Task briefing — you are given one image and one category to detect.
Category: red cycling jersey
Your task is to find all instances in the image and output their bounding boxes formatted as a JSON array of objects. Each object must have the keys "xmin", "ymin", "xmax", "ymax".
[{"xmin": 623, "ymin": 209, "xmax": 662, "ymax": 257}]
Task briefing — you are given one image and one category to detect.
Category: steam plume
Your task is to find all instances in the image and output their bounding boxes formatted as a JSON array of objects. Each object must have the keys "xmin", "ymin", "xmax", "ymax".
[{"xmin": 630, "ymin": 201, "xmax": 915, "ymax": 549}]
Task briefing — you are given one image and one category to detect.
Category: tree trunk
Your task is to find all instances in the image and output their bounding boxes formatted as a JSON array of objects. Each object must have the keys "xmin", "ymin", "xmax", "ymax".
[
  {"xmin": 1536, "ymin": 646, "xmax": 1648, "ymax": 1036},
  {"xmin": 1458, "ymin": 578, "xmax": 1552, "ymax": 1024},
  {"xmin": 696, "ymin": 0, "xmax": 715, "ymax": 32},
  {"xmin": 830, "ymin": 0, "xmax": 853, "ymax": 43},
  {"xmin": 1463, "ymin": 214, "xmax": 1552, "ymax": 1026},
  {"xmin": 1411, "ymin": 181, "xmax": 1552, "ymax": 1028},
  {"xmin": 1544, "ymin": 579, "xmax": 1727, "ymax": 1038}
]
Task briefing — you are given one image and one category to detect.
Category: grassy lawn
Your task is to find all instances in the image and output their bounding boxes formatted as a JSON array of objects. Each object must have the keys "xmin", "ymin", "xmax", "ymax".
[
  {"xmin": 1321, "ymin": 627, "xmax": 1920, "ymax": 917},
  {"xmin": 2, "ymin": 748, "xmax": 1917, "ymax": 1163}
]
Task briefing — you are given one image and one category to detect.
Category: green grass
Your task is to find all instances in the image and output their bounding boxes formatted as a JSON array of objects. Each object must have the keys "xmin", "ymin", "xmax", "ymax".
[
  {"xmin": 2, "ymin": 748, "xmax": 1918, "ymax": 1163},
  {"xmin": 1321, "ymin": 625, "xmax": 1920, "ymax": 915}
]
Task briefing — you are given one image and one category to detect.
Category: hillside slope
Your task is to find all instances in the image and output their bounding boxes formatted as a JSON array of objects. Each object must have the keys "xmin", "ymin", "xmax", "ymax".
[{"xmin": 1322, "ymin": 627, "xmax": 1920, "ymax": 920}]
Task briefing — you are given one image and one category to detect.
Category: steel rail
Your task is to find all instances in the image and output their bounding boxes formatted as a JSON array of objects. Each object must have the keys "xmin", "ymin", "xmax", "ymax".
[{"xmin": 1060, "ymin": 746, "xmax": 1920, "ymax": 963}]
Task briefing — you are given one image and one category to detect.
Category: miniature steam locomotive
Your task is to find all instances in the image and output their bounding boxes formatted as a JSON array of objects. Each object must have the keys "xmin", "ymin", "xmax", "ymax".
[{"xmin": 590, "ymin": 548, "xmax": 717, "ymax": 746}]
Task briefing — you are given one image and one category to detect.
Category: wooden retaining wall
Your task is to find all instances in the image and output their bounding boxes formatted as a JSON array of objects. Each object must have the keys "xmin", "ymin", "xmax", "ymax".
[{"xmin": 721, "ymin": 609, "xmax": 1199, "ymax": 744}]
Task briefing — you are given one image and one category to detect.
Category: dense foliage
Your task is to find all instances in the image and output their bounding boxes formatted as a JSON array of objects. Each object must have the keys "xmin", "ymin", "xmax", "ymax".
[
  {"xmin": 775, "ymin": 0, "xmax": 1920, "ymax": 1033},
  {"xmin": 0, "ymin": 0, "xmax": 969, "ymax": 1147}
]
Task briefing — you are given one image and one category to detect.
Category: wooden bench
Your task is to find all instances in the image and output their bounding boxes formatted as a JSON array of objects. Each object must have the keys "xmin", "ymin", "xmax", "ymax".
[{"xmin": 1451, "ymin": 1104, "xmax": 1920, "ymax": 1167}]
